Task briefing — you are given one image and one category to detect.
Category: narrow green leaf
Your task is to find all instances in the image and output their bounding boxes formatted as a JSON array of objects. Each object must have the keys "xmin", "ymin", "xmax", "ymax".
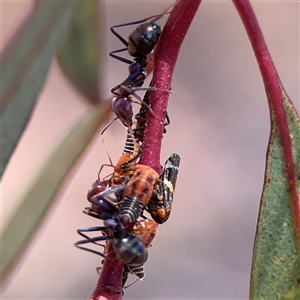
[
  {"xmin": 1, "ymin": 1, "xmax": 79, "ymax": 179},
  {"xmin": 250, "ymin": 91, "xmax": 300, "ymax": 299},
  {"xmin": 1, "ymin": 103, "xmax": 112, "ymax": 285},
  {"xmin": 232, "ymin": 1, "xmax": 300, "ymax": 298},
  {"xmin": 57, "ymin": 1, "xmax": 102, "ymax": 104}
]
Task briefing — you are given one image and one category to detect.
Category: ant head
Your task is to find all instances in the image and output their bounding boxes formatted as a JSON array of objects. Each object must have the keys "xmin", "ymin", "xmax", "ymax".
[{"xmin": 128, "ymin": 22, "xmax": 161, "ymax": 58}]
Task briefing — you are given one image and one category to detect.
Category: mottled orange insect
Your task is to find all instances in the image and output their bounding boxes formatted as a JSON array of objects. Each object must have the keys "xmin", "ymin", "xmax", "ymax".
[
  {"xmin": 134, "ymin": 219, "xmax": 159, "ymax": 248},
  {"xmin": 119, "ymin": 164, "xmax": 159, "ymax": 223}
]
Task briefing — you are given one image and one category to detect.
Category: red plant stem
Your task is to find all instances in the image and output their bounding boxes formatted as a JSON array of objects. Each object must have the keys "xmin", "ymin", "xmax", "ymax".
[
  {"xmin": 90, "ymin": 1, "xmax": 201, "ymax": 299},
  {"xmin": 232, "ymin": 0, "xmax": 300, "ymax": 240},
  {"xmin": 89, "ymin": 243, "xmax": 123, "ymax": 300},
  {"xmin": 139, "ymin": 0, "xmax": 202, "ymax": 172}
]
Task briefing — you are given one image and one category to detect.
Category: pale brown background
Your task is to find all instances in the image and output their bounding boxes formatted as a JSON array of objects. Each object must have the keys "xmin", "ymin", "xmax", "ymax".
[{"xmin": 2, "ymin": 1, "xmax": 299, "ymax": 299}]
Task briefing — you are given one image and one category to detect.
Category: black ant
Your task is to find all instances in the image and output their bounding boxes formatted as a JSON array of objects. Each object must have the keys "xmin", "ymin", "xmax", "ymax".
[
  {"xmin": 109, "ymin": 7, "xmax": 173, "ymax": 127},
  {"xmin": 75, "ymin": 194, "xmax": 148, "ymax": 269},
  {"xmin": 76, "ymin": 189, "xmax": 149, "ymax": 286},
  {"xmin": 110, "ymin": 14, "xmax": 162, "ymax": 99}
]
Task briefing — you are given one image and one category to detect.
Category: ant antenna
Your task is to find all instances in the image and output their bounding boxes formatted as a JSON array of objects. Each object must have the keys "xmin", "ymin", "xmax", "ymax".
[{"xmin": 101, "ymin": 128, "xmax": 114, "ymax": 167}]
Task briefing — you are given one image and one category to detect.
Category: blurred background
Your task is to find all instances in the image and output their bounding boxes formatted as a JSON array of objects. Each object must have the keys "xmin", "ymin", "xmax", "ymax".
[{"xmin": 2, "ymin": 1, "xmax": 299, "ymax": 299}]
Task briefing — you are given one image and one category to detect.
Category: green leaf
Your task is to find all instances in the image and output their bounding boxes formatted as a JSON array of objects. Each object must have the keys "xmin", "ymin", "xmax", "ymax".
[
  {"xmin": 250, "ymin": 90, "xmax": 300, "ymax": 299},
  {"xmin": 1, "ymin": 1, "xmax": 79, "ymax": 179},
  {"xmin": 232, "ymin": 1, "xmax": 300, "ymax": 298},
  {"xmin": 57, "ymin": 1, "xmax": 102, "ymax": 104},
  {"xmin": 1, "ymin": 103, "xmax": 112, "ymax": 285}
]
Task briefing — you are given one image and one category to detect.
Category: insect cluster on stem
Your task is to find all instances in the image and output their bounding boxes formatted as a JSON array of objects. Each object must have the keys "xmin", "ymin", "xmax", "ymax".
[{"xmin": 75, "ymin": 7, "xmax": 180, "ymax": 295}]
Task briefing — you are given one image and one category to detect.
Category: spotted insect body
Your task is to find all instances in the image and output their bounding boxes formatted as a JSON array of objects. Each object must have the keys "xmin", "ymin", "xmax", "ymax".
[
  {"xmin": 147, "ymin": 153, "xmax": 180, "ymax": 224},
  {"xmin": 119, "ymin": 165, "xmax": 159, "ymax": 223}
]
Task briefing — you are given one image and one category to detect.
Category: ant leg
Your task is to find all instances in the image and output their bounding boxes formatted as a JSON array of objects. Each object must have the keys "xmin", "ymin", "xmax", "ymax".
[
  {"xmin": 110, "ymin": 26, "xmax": 128, "ymax": 47},
  {"xmin": 130, "ymin": 86, "xmax": 174, "ymax": 117},
  {"xmin": 123, "ymin": 277, "xmax": 139, "ymax": 289},
  {"xmin": 96, "ymin": 266, "xmax": 103, "ymax": 276},
  {"xmin": 75, "ymin": 240, "xmax": 106, "ymax": 257},
  {"xmin": 111, "ymin": 74, "xmax": 145, "ymax": 98},
  {"xmin": 140, "ymin": 211, "xmax": 149, "ymax": 219},
  {"xmin": 77, "ymin": 226, "xmax": 106, "ymax": 239},
  {"xmin": 130, "ymin": 86, "xmax": 174, "ymax": 94},
  {"xmin": 75, "ymin": 227, "xmax": 109, "ymax": 257},
  {"xmin": 100, "ymin": 120, "xmax": 119, "ymax": 168},
  {"xmin": 97, "ymin": 165, "xmax": 113, "ymax": 181},
  {"xmin": 83, "ymin": 208, "xmax": 105, "ymax": 220},
  {"xmin": 101, "ymin": 117, "xmax": 118, "ymax": 136},
  {"xmin": 122, "ymin": 85, "xmax": 173, "ymax": 105},
  {"xmin": 109, "ymin": 48, "xmax": 133, "ymax": 65},
  {"xmin": 111, "ymin": 84, "xmax": 121, "ymax": 96}
]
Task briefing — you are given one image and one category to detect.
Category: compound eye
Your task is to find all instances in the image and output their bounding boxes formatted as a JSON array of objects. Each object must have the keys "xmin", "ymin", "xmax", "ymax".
[
  {"xmin": 112, "ymin": 97, "xmax": 133, "ymax": 125},
  {"xmin": 156, "ymin": 208, "xmax": 166, "ymax": 219}
]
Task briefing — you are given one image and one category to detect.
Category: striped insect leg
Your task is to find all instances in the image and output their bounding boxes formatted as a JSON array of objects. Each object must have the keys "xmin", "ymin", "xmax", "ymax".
[{"xmin": 128, "ymin": 264, "xmax": 145, "ymax": 280}]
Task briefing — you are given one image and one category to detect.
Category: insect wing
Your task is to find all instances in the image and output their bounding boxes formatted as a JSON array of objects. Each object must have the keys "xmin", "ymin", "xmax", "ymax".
[
  {"xmin": 148, "ymin": 153, "xmax": 180, "ymax": 223},
  {"xmin": 162, "ymin": 153, "xmax": 180, "ymax": 203}
]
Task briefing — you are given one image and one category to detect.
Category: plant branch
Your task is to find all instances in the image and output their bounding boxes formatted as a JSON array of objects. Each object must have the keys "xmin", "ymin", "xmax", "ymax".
[
  {"xmin": 232, "ymin": 0, "xmax": 300, "ymax": 239},
  {"xmin": 139, "ymin": 0, "xmax": 202, "ymax": 172},
  {"xmin": 90, "ymin": 1, "xmax": 201, "ymax": 298},
  {"xmin": 89, "ymin": 242, "xmax": 123, "ymax": 300}
]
